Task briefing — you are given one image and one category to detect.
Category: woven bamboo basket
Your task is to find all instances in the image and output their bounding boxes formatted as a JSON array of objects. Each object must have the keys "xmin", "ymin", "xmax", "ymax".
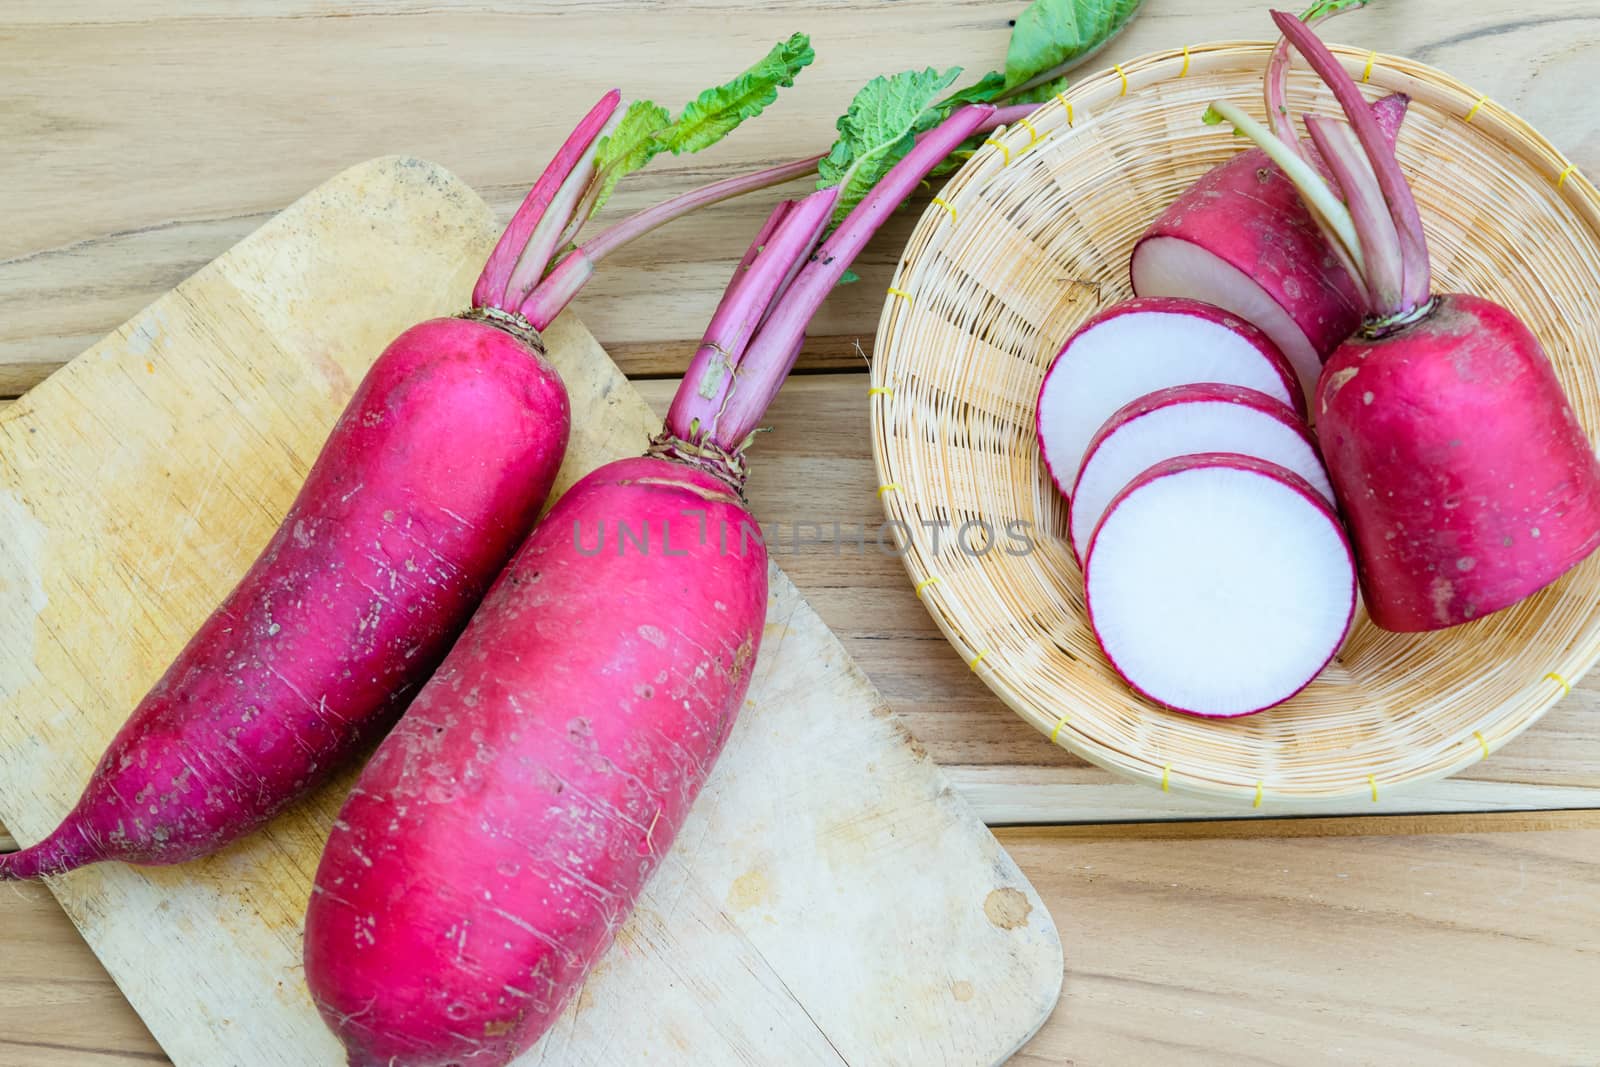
[{"xmin": 870, "ymin": 41, "xmax": 1600, "ymax": 805}]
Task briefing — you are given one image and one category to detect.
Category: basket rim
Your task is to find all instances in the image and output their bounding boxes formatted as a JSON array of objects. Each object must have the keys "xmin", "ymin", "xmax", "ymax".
[{"xmin": 868, "ymin": 40, "xmax": 1600, "ymax": 806}]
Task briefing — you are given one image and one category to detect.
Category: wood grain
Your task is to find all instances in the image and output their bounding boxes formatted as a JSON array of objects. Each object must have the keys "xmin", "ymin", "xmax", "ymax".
[
  {"xmin": 1008, "ymin": 825, "xmax": 1600, "ymax": 1066},
  {"xmin": 0, "ymin": 157, "xmax": 1058, "ymax": 1067},
  {"xmin": 3, "ymin": 0, "xmax": 1597, "ymax": 396},
  {"xmin": 7, "ymin": 814, "xmax": 1597, "ymax": 1066}
]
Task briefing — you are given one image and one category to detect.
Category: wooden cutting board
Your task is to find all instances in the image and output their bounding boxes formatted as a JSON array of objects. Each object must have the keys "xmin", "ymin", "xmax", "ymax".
[{"xmin": 0, "ymin": 157, "xmax": 1061, "ymax": 1066}]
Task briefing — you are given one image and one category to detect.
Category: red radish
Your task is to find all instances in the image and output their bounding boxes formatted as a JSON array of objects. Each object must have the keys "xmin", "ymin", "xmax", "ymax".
[
  {"xmin": 1085, "ymin": 452, "xmax": 1356, "ymax": 717},
  {"xmin": 1209, "ymin": 12, "xmax": 1600, "ymax": 630},
  {"xmin": 1, "ymin": 42, "xmax": 836, "ymax": 880},
  {"xmin": 303, "ymin": 106, "xmax": 996, "ymax": 1067},
  {"xmin": 1036, "ymin": 296, "xmax": 1301, "ymax": 497},
  {"xmin": 1069, "ymin": 382, "xmax": 1331, "ymax": 562},
  {"xmin": 1131, "ymin": 92, "xmax": 1408, "ymax": 396},
  {"xmin": 0, "ymin": 89, "xmax": 635, "ymax": 880}
]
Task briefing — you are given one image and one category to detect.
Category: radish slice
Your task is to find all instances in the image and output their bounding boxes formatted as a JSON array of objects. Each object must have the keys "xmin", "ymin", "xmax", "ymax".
[
  {"xmin": 1084, "ymin": 453, "xmax": 1356, "ymax": 718},
  {"xmin": 1131, "ymin": 235, "xmax": 1333, "ymax": 400},
  {"xmin": 1035, "ymin": 297, "xmax": 1301, "ymax": 497},
  {"xmin": 1068, "ymin": 383, "xmax": 1333, "ymax": 563}
]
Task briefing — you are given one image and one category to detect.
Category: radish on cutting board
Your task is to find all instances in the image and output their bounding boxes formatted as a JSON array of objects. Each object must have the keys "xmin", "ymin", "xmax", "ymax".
[
  {"xmin": 1069, "ymin": 383, "xmax": 1332, "ymax": 562},
  {"xmin": 304, "ymin": 106, "xmax": 996, "ymax": 1067},
  {"xmin": 1130, "ymin": 93, "xmax": 1408, "ymax": 397},
  {"xmin": 1085, "ymin": 452, "xmax": 1356, "ymax": 718},
  {"xmin": 1036, "ymin": 296, "xmax": 1301, "ymax": 496}
]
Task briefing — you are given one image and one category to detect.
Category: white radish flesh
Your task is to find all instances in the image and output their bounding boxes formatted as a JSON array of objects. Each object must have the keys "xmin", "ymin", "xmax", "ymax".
[
  {"xmin": 1036, "ymin": 297, "xmax": 1300, "ymax": 497},
  {"xmin": 1069, "ymin": 383, "xmax": 1333, "ymax": 563},
  {"xmin": 1084, "ymin": 453, "xmax": 1356, "ymax": 718},
  {"xmin": 1131, "ymin": 237, "xmax": 1325, "ymax": 398}
]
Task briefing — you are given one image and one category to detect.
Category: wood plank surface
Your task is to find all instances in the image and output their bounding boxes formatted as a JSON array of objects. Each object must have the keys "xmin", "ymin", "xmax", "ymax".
[
  {"xmin": 7, "ymin": 813, "xmax": 1597, "ymax": 1066},
  {"xmin": 0, "ymin": 159, "xmax": 1059, "ymax": 1067},
  {"xmin": 7, "ymin": 0, "xmax": 1600, "ymax": 1063},
  {"xmin": 4, "ymin": 0, "xmax": 1598, "ymax": 393}
]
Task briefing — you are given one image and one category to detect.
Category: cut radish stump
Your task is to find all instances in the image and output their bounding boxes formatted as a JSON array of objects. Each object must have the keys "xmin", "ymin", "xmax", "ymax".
[
  {"xmin": 1130, "ymin": 93, "xmax": 1411, "ymax": 400},
  {"xmin": 1084, "ymin": 453, "xmax": 1356, "ymax": 718},
  {"xmin": 1036, "ymin": 297, "xmax": 1301, "ymax": 496},
  {"xmin": 1069, "ymin": 383, "xmax": 1333, "ymax": 563}
]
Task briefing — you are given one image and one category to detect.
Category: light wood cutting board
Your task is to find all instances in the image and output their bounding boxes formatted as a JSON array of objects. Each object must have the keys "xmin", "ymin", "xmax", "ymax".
[{"xmin": 0, "ymin": 157, "xmax": 1061, "ymax": 1066}]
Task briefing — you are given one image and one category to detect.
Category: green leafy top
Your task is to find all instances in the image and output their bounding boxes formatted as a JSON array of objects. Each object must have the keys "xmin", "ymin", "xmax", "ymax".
[
  {"xmin": 1299, "ymin": 0, "xmax": 1371, "ymax": 21},
  {"xmin": 817, "ymin": 67, "xmax": 962, "ymax": 224},
  {"xmin": 1003, "ymin": 0, "xmax": 1142, "ymax": 97},
  {"xmin": 591, "ymin": 33, "xmax": 814, "ymax": 216},
  {"xmin": 664, "ymin": 33, "xmax": 815, "ymax": 154},
  {"xmin": 817, "ymin": 0, "xmax": 1145, "ymax": 212}
]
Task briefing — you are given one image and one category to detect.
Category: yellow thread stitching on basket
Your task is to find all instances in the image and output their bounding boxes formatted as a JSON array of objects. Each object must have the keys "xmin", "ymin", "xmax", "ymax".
[
  {"xmin": 1464, "ymin": 94, "xmax": 1489, "ymax": 123},
  {"xmin": 1050, "ymin": 714, "xmax": 1071, "ymax": 743},
  {"xmin": 1361, "ymin": 51, "xmax": 1376, "ymax": 83},
  {"xmin": 1162, "ymin": 764, "xmax": 1172, "ymax": 792},
  {"xmin": 914, "ymin": 575, "xmax": 941, "ymax": 598},
  {"xmin": 1179, "ymin": 45, "xmax": 1191, "ymax": 78},
  {"xmin": 967, "ymin": 650, "xmax": 989, "ymax": 672},
  {"xmin": 1546, "ymin": 671, "xmax": 1572, "ymax": 696},
  {"xmin": 985, "ymin": 138, "xmax": 1011, "ymax": 166},
  {"xmin": 1368, "ymin": 774, "xmax": 1379, "ymax": 802},
  {"xmin": 1016, "ymin": 117, "xmax": 1041, "ymax": 149},
  {"xmin": 1114, "ymin": 63, "xmax": 1128, "ymax": 96},
  {"xmin": 868, "ymin": 386, "xmax": 895, "ymax": 398},
  {"xmin": 1055, "ymin": 92, "xmax": 1075, "ymax": 126},
  {"xmin": 875, "ymin": 482, "xmax": 901, "ymax": 498},
  {"xmin": 1252, "ymin": 782, "xmax": 1264, "ymax": 809},
  {"xmin": 887, "ymin": 286, "xmax": 914, "ymax": 305},
  {"xmin": 1556, "ymin": 164, "xmax": 1580, "ymax": 190},
  {"xmin": 930, "ymin": 196, "xmax": 958, "ymax": 223},
  {"xmin": 1474, "ymin": 730, "xmax": 1490, "ymax": 760}
]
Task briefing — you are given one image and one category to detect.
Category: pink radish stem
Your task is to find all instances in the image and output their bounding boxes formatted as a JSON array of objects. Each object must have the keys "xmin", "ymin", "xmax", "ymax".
[
  {"xmin": 517, "ymin": 103, "xmax": 1035, "ymax": 330},
  {"xmin": 1269, "ymin": 9, "xmax": 1430, "ymax": 314},
  {"xmin": 579, "ymin": 155, "xmax": 824, "ymax": 265},
  {"xmin": 472, "ymin": 90, "xmax": 620, "ymax": 311},
  {"xmin": 667, "ymin": 190, "xmax": 837, "ymax": 445},
  {"xmin": 679, "ymin": 104, "xmax": 995, "ymax": 451},
  {"xmin": 503, "ymin": 110, "xmax": 621, "ymax": 309},
  {"xmin": 578, "ymin": 103, "xmax": 1033, "ymax": 267},
  {"xmin": 1304, "ymin": 113, "xmax": 1403, "ymax": 310}
]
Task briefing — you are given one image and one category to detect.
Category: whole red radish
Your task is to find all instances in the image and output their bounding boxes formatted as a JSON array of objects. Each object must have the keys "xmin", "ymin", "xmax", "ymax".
[
  {"xmin": 303, "ymin": 106, "xmax": 995, "ymax": 1067},
  {"xmin": 0, "ymin": 93, "xmax": 630, "ymax": 880},
  {"xmin": 1209, "ymin": 12, "xmax": 1600, "ymax": 631}
]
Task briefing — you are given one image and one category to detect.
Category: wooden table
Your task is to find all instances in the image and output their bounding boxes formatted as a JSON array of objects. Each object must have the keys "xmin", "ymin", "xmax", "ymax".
[{"xmin": 3, "ymin": 2, "xmax": 1598, "ymax": 1063}]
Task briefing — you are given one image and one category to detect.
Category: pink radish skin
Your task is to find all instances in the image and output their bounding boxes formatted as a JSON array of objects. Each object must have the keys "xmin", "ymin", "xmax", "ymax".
[
  {"xmin": 1068, "ymin": 383, "xmax": 1332, "ymax": 563},
  {"xmin": 1130, "ymin": 93, "xmax": 1409, "ymax": 396},
  {"xmin": 1085, "ymin": 452, "xmax": 1356, "ymax": 718},
  {"xmin": 302, "ymin": 106, "xmax": 996, "ymax": 1067},
  {"xmin": 1226, "ymin": 12, "xmax": 1600, "ymax": 631},
  {"xmin": 0, "ymin": 319, "xmax": 569, "ymax": 880},
  {"xmin": 1317, "ymin": 294, "xmax": 1600, "ymax": 630},
  {"xmin": 1036, "ymin": 296, "xmax": 1301, "ymax": 498},
  {"xmin": 304, "ymin": 457, "xmax": 766, "ymax": 1067},
  {"xmin": 0, "ymin": 95, "xmax": 634, "ymax": 881}
]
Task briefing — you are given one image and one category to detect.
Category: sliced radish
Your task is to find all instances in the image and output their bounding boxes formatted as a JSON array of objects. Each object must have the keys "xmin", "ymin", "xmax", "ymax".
[
  {"xmin": 1035, "ymin": 297, "xmax": 1300, "ymax": 497},
  {"xmin": 1131, "ymin": 234, "xmax": 1339, "ymax": 400},
  {"xmin": 1068, "ymin": 383, "xmax": 1333, "ymax": 563},
  {"xmin": 1084, "ymin": 453, "xmax": 1356, "ymax": 718}
]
